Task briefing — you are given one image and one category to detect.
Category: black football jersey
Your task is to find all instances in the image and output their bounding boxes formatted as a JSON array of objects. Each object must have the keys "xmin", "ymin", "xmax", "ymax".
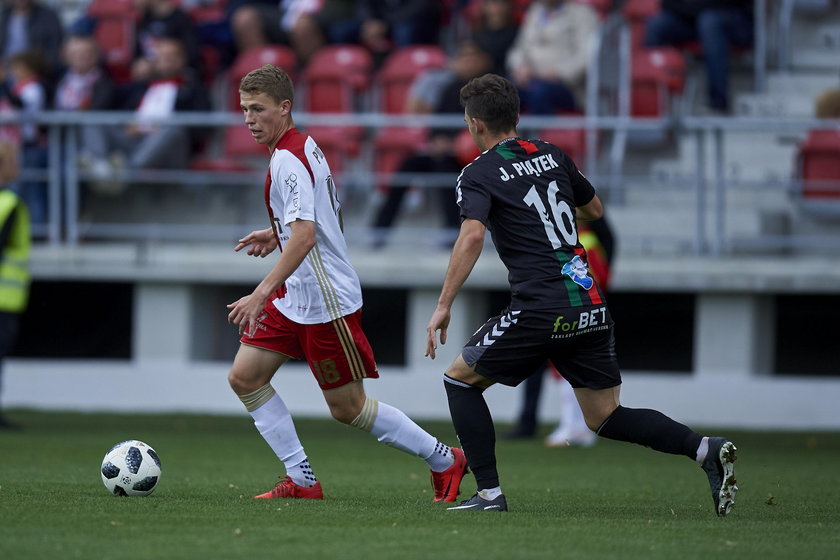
[{"xmin": 456, "ymin": 136, "xmax": 606, "ymax": 310}]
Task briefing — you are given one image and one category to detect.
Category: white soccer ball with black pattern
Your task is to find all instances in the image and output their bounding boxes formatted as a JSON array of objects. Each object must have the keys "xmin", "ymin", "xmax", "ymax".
[{"xmin": 100, "ymin": 440, "xmax": 162, "ymax": 497}]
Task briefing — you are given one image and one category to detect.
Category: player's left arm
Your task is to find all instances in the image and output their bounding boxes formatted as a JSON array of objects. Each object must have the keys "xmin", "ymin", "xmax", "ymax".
[
  {"xmin": 564, "ymin": 151, "xmax": 603, "ymax": 221},
  {"xmin": 227, "ymin": 219, "xmax": 316, "ymax": 335},
  {"xmin": 426, "ymin": 218, "xmax": 486, "ymax": 359},
  {"xmin": 576, "ymin": 194, "xmax": 603, "ymax": 221}
]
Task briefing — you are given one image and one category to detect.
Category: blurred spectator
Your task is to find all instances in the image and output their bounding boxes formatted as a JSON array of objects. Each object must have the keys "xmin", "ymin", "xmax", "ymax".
[
  {"xmin": 190, "ymin": 0, "xmax": 283, "ymax": 70},
  {"xmin": 0, "ymin": 0, "xmax": 63, "ymax": 72},
  {"xmin": 643, "ymin": 0, "xmax": 754, "ymax": 113},
  {"xmin": 0, "ymin": 50, "xmax": 48, "ymax": 225},
  {"xmin": 815, "ymin": 88, "xmax": 840, "ymax": 119},
  {"xmin": 286, "ymin": 1, "xmax": 355, "ymax": 67},
  {"xmin": 54, "ymin": 35, "xmax": 117, "ymax": 112},
  {"xmin": 331, "ymin": 1, "xmax": 441, "ymax": 67},
  {"xmin": 507, "ymin": 0, "xmax": 599, "ymax": 115},
  {"xmin": 371, "ymin": 41, "xmax": 492, "ymax": 249},
  {"xmin": 54, "ymin": 35, "xmax": 119, "ymax": 202},
  {"xmin": 232, "ymin": 3, "xmax": 285, "ymax": 54},
  {"xmin": 82, "ymin": 38, "xmax": 211, "ymax": 192},
  {"xmin": 133, "ymin": 0, "xmax": 201, "ymax": 81},
  {"xmin": 472, "ymin": 0, "xmax": 519, "ymax": 77},
  {"xmin": 0, "ymin": 140, "xmax": 29, "ymax": 430}
]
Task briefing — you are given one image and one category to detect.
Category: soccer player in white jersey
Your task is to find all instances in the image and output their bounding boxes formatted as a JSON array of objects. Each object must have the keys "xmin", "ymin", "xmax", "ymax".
[{"xmin": 226, "ymin": 64, "xmax": 468, "ymax": 501}]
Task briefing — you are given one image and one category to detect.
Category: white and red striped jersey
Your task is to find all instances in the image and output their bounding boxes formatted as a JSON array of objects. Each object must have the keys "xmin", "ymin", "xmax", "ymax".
[{"xmin": 265, "ymin": 127, "xmax": 362, "ymax": 324}]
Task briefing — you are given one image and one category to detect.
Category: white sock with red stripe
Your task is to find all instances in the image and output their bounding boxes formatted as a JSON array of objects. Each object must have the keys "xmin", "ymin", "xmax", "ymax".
[
  {"xmin": 352, "ymin": 397, "xmax": 454, "ymax": 472},
  {"xmin": 242, "ymin": 386, "xmax": 317, "ymax": 488}
]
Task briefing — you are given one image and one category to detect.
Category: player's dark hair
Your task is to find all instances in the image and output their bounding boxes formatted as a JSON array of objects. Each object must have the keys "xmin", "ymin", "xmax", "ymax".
[
  {"xmin": 459, "ymin": 73, "xmax": 519, "ymax": 135},
  {"xmin": 240, "ymin": 64, "xmax": 294, "ymax": 106}
]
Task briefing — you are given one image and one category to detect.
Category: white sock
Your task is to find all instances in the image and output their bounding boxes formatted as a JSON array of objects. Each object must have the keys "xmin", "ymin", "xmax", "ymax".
[
  {"xmin": 478, "ymin": 487, "xmax": 503, "ymax": 500},
  {"xmin": 249, "ymin": 392, "xmax": 316, "ymax": 487},
  {"xmin": 355, "ymin": 398, "xmax": 453, "ymax": 471},
  {"xmin": 695, "ymin": 436, "xmax": 710, "ymax": 464}
]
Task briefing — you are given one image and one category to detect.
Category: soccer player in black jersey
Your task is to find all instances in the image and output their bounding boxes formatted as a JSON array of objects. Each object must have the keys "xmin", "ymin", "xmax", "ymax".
[{"xmin": 425, "ymin": 73, "xmax": 738, "ymax": 515}]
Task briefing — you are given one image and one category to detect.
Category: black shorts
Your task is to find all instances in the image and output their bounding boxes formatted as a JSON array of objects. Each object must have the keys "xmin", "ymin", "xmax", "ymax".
[{"xmin": 460, "ymin": 305, "xmax": 621, "ymax": 389}]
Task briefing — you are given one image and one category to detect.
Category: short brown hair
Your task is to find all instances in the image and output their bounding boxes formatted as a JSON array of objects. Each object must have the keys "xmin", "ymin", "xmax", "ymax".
[
  {"xmin": 460, "ymin": 73, "xmax": 519, "ymax": 135},
  {"xmin": 239, "ymin": 64, "xmax": 294, "ymax": 106}
]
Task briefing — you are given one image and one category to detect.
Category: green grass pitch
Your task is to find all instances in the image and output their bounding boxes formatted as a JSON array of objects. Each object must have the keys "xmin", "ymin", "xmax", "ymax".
[{"xmin": 1, "ymin": 410, "xmax": 839, "ymax": 560}]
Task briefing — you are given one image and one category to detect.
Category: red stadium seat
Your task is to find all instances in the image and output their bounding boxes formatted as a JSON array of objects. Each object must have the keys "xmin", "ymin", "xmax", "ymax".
[
  {"xmin": 228, "ymin": 46, "xmax": 298, "ymax": 110},
  {"xmin": 373, "ymin": 127, "xmax": 429, "ymax": 190},
  {"xmin": 191, "ymin": 125, "xmax": 265, "ymax": 172},
  {"xmin": 376, "ymin": 45, "xmax": 448, "ymax": 114},
  {"xmin": 631, "ymin": 47, "xmax": 685, "ymax": 117},
  {"xmin": 537, "ymin": 128, "xmax": 587, "ymax": 168},
  {"xmin": 797, "ymin": 130, "xmax": 840, "ymax": 199},
  {"xmin": 185, "ymin": 0, "xmax": 227, "ymax": 24},
  {"xmin": 622, "ymin": 0, "xmax": 661, "ymax": 50},
  {"xmin": 88, "ymin": 0, "xmax": 138, "ymax": 83},
  {"xmin": 306, "ymin": 126, "xmax": 363, "ymax": 177},
  {"xmin": 454, "ymin": 129, "xmax": 480, "ymax": 167},
  {"xmin": 301, "ymin": 45, "xmax": 373, "ymax": 113}
]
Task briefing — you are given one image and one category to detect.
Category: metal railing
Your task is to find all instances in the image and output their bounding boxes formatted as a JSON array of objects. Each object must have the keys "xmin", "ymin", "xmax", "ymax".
[{"xmin": 3, "ymin": 109, "xmax": 838, "ymax": 255}]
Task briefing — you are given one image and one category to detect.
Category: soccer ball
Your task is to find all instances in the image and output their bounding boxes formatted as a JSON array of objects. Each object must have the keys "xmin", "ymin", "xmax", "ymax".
[{"xmin": 100, "ymin": 440, "xmax": 162, "ymax": 497}]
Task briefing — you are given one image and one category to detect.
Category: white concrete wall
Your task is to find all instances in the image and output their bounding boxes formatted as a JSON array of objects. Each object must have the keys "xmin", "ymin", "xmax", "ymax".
[
  {"xmin": 9, "ymin": 245, "xmax": 839, "ymax": 430},
  {"xmin": 5, "ymin": 359, "xmax": 840, "ymax": 430}
]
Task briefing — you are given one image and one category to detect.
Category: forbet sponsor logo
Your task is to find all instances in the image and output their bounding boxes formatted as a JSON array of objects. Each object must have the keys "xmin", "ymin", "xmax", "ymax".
[{"xmin": 552, "ymin": 306, "xmax": 608, "ymax": 338}]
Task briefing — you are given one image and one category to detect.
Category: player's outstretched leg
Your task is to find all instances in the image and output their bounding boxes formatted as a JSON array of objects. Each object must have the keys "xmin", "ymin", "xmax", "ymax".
[
  {"xmin": 701, "ymin": 437, "xmax": 738, "ymax": 516},
  {"xmin": 347, "ymin": 395, "xmax": 468, "ymax": 502},
  {"xmin": 595, "ymin": 405, "xmax": 738, "ymax": 515}
]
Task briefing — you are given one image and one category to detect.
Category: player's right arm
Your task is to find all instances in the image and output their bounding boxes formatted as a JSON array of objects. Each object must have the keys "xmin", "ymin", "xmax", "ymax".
[
  {"xmin": 426, "ymin": 218, "xmax": 486, "ymax": 359},
  {"xmin": 234, "ymin": 228, "xmax": 277, "ymax": 257},
  {"xmin": 227, "ymin": 219, "xmax": 316, "ymax": 335}
]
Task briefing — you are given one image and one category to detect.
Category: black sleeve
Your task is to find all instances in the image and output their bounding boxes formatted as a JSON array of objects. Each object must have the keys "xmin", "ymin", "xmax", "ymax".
[
  {"xmin": 564, "ymin": 153, "xmax": 596, "ymax": 207},
  {"xmin": 456, "ymin": 170, "xmax": 491, "ymax": 225}
]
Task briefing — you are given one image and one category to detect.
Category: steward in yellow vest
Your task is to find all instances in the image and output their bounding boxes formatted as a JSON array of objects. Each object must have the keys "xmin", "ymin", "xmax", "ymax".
[
  {"xmin": 0, "ymin": 141, "xmax": 30, "ymax": 429},
  {"xmin": 0, "ymin": 189, "xmax": 31, "ymax": 314}
]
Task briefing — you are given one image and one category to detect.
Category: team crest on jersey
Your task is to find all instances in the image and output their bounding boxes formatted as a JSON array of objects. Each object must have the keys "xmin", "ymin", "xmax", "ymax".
[{"xmin": 562, "ymin": 255, "xmax": 593, "ymax": 290}]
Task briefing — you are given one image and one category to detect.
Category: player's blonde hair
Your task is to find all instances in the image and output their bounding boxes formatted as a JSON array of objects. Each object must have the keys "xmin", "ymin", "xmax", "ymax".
[{"xmin": 239, "ymin": 64, "xmax": 294, "ymax": 107}]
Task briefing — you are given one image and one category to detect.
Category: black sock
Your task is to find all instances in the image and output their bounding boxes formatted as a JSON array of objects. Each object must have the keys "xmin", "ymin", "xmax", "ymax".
[
  {"xmin": 444, "ymin": 375, "xmax": 498, "ymax": 490},
  {"xmin": 597, "ymin": 405, "xmax": 703, "ymax": 460}
]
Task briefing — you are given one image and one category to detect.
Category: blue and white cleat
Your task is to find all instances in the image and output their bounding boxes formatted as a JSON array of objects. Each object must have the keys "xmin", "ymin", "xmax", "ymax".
[{"xmin": 701, "ymin": 437, "xmax": 738, "ymax": 516}]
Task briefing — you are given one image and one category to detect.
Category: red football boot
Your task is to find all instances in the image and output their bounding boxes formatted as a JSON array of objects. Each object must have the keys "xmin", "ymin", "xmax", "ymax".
[
  {"xmin": 431, "ymin": 447, "xmax": 469, "ymax": 502},
  {"xmin": 254, "ymin": 476, "xmax": 324, "ymax": 499}
]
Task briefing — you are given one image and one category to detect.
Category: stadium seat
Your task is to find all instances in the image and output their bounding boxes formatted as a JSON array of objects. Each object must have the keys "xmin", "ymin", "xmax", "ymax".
[
  {"xmin": 537, "ymin": 128, "xmax": 587, "ymax": 168},
  {"xmin": 228, "ymin": 46, "xmax": 298, "ymax": 111},
  {"xmin": 306, "ymin": 126, "xmax": 363, "ymax": 177},
  {"xmin": 375, "ymin": 45, "xmax": 448, "ymax": 114},
  {"xmin": 631, "ymin": 47, "xmax": 685, "ymax": 117},
  {"xmin": 185, "ymin": 0, "xmax": 227, "ymax": 25},
  {"xmin": 88, "ymin": 0, "xmax": 138, "ymax": 84},
  {"xmin": 797, "ymin": 130, "xmax": 840, "ymax": 199},
  {"xmin": 373, "ymin": 127, "xmax": 429, "ymax": 190},
  {"xmin": 301, "ymin": 45, "xmax": 373, "ymax": 113},
  {"xmin": 621, "ymin": 0, "xmax": 660, "ymax": 50},
  {"xmin": 191, "ymin": 125, "xmax": 265, "ymax": 172},
  {"xmin": 454, "ymin": 128, "xmax": 480, "ymax": 167}
]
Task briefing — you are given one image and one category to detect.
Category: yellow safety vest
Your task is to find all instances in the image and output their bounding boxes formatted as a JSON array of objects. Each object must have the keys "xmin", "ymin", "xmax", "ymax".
[{"xmin": 0, "ymin": 189, "xmax": 30, "ymax": 313}]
